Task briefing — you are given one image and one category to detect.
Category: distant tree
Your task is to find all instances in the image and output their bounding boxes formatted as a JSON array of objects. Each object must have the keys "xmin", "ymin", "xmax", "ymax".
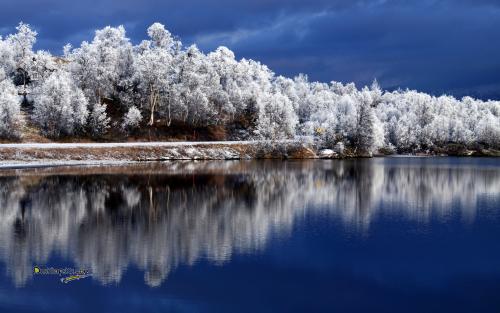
[
  {"xmin": 352, "ymin": 93, "xmax": 375, "ymax": 153},
  {"xmin": 476, "ymin": 113, "xmax": 500, "ymax": 148},
  {"xmin": 369, "ymin": 79, "xmax": 383, "ymax": 107},
  {"xmin": 394, "ymin": 113, "xmax": 419, "ymax": 151}
]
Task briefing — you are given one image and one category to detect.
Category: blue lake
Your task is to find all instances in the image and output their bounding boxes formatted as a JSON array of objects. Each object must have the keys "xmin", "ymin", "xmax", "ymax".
[{"xmin": 0, "ymin": 158, "xmax": 499, "ymax": 312}]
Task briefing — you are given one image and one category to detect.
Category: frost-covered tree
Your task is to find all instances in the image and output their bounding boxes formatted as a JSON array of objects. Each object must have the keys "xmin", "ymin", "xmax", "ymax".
[
  {"xmin": 6, "ymin": 23, "xmax": 37, "ymax": 90},
  {"xmin": 0, "ymin": 38, "xmax": 16, "ymax": 79},
  {"xmin": 122, "ymin": 106, "xmax": 142, "ymax": 131},
  {"xmin": 65, "ymin": 25, "xmax": 134, "ymax": 105},
  {"xmin": 207, "ymin": 46, "xmax": 240, "ymax": 118},
  {"xmin": 135, "ymin": 23, "xmax": 177, "ymax": 126},
  {"xmin": 171, "ymin": 45, "xmax": 222, "ymax": 126},
  {"xmin": 352, "ymin": 90, "xmax": 376, "ymax": 153},
  {"xmin": 256, "ymin": 92, "xmax": 298, "ymax": 139},
  {"xmin": 0, "ymin": 21, "xmax": 498, "ymax": 151},
  {"xmin": 0, "ymin": 79, "xmax": 22, "ymax": 138},
  {"xmin": 476, "ymin": 112, "xmax": 500, "ymax": 147},
  {"xmin": 7, "ymin": 23, "xmax": 36, "ymax": 62},
  {"xmin": 33, "ymin": 71, "xmax": 89, "ymax": 138},
  {"xmin": 31, "ymin": 50, "xmax": 59, "ymax": 81},
  {"xmin": 147, "ymin": 22, "xmax": 175, "ymax": 49},
  {"xmin": 88, "ymin": 103, "xmax": 110, "ymax": 137},
  {"xmin": 394, "ymin": 113, "xmax": 420, "ymax": 150}
]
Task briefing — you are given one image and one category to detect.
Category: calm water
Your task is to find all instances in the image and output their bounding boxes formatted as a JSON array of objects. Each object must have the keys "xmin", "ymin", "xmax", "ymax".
[{"xmin": 0, "ymin": 158, "xmax": 499, "ymax": 313}]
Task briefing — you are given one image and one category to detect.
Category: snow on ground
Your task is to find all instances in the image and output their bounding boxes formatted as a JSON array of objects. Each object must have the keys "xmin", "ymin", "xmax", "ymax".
[
  {"xmin": 0, "ymin": 160, "xmax": 139, "ymax": 169},
  {"xmin": 0, "ymin": 140, "xmax": 302, "ymax": 169},
  {"xmin": 0, "ymin": 141, "xmax": 262, "ymax": 149}
]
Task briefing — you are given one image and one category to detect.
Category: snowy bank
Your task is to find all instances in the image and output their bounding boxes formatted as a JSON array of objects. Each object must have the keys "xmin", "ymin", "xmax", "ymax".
[{"xmin": 0, "ymin": 141, "xmax": 319, "ymax": 167}]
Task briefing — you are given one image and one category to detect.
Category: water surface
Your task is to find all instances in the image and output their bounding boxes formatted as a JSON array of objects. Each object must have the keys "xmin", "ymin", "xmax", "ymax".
[{"xmin": 0, "ymin": 158, "xmax": 499, "ymax": 312}]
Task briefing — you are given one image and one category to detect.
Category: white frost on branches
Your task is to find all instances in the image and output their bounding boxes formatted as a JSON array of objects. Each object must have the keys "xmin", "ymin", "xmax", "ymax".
[
  {"xmin": 0, "ymin": 22, "xmax": 497, "ymax": 151},
  {"xmin": 89, "ymin": 102, "xmax": 110, "ymax": 137},
  {"xmin": 122, "ymin": 106, "xmax": 142, "ymax": 131},
  {"xmin": 33, "ymin": 71, "xmax": 88, "ymax": 138},
  {"xmin": 0, "ymin": 79, "xmax": 22, "ymax": 138}
]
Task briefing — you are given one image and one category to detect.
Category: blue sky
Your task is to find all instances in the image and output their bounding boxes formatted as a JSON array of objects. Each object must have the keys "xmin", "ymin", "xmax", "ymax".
[{"xmin": 1, "ymin": 0, "xmax": 499, "ymax": 99}]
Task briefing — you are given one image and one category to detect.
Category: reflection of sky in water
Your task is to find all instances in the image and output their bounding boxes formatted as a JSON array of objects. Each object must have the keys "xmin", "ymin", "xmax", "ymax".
[{"xmin": 0, "ymin": 158, "xmax": 499, "ymax": 312}]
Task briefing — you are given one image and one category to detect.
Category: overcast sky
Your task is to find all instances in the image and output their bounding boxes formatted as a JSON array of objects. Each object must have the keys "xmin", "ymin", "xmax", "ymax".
[{"xmin": 1, "ymin": 0, "xmax": 499, "ymax": 99}]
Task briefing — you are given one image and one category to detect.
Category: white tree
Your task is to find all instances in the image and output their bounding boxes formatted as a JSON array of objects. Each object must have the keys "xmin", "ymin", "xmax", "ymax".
[
  {"xmin": 171, "ymin": 45, "xmax": 221, "ymax": 126},
  {"xmin": 207, "ymin": 46, "xmax": 239, "ymax": 119},
  {"xmin": 394, "ymin": 113, "xmax": 420, "ymax": 150},
  {"xmin": 352, "ymin": 90, "xmax": 376, "ymax": 153},
  {"xmin": 231, "ymin": 58, "xmax": 274, "ymax": 136},
  {"xmin": 135, "ymin": 23, "xmax": 177, "ymax": 126},
  {"xmin": 0, "ymin": 21, "xmax": 498, "ymax": 150},
  {"xmin": 0, "ymin": 79, "xmax": 22, "ymax": 138},
  {"xmin": 147, "ymin": 23, "xmax": 175, "ymax": 49},
  {"xmin": 6, "ymin": 23, "xmax": 37, "ymax": 91},
  {"xmin": 33, "ymin": 71, "xmax": 89, "ymax": 138},
  {"xmin": 0, "ymin": 69, "xmax": 6, "ymax": 82},
  {"xmin": 31, "ymin": 50, "xmax": 59, "ymax": 81},
  {"xmin": 65, "ymin": 25, "xmax": 134, "ymax": 105},
  {"xmin": 88, "ymin": 102, "xmax": 110, "ymax": 137},
  {"xmin": 122, "ymin": 106, "xmax": 142, "ymax": 131},
  {"xmin": 0, "ymin": 37, "xmax": 16, "ymax": 79},
  {"xmin": 256, "ymin": 92, "xmax": 298, "ymax": 140},
  {"xmin": 372, "ymin": 115, "xmax": 385, "ymax": 152},
  {"xmin": 476, "ymin": 112, "xmax": 500, "ymax": 147}
]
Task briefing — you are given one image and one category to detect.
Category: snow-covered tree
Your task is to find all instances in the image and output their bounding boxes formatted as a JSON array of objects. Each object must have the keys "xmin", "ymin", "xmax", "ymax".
[
  {"xmin": 122, "ymin": 106, "xmax": 142, "ymax": 131},
  {"xmin": 171, "ymin": 45, "xmax": 222, "ymax": 126},
  {"xmin": 33, "ymin": 71, "xmax": 89, "ymax": 138},
  {"xmin": 0, "ymin": 21, "xmax": 497, "ymax": 151},
  {"xmin": 6, "ymin": 23, "xmax": 37, "ymax": 90},
  {"xmin": 88, "ymin": 102, "xmax": 110, "ymax": 137},
  {"xmin": 0, "ymin": 38, "xmax": 16, "ymax": 79},
  {"xmin": 476, "ymin": 112, "xmax": 500, "ymax": 147},
  {"xmin": 207, "ymin": 46, "xmax": 239, "ymax": 118},
  {"xmin": 0, "ymin": 79, "xmax": 22, "ymax": 138},
  {"xmin": 31, "ymin": 50, "xmax": 59, "ymax": 81},
  {"xmin": 352, "ymin": 90, "xmax": 376, "ymax": 153},
  {"xmin": 147, "ymin": 22, "xmax": 175, "ymax": 49},
  {"xmin": 135, "ymin": 23, "xmax": 178, "ymax": 126},
  {"xmin": 256, "ymin": 92, "xmax": 298, "ymax": 139},
  {"xmin": 65, "ymin": 25, "xmax": 134, "ymax": 105}
]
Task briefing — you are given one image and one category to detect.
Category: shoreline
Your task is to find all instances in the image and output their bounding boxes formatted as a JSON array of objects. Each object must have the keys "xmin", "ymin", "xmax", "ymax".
[
  {"xmin": 0, "ymin": 141, "xmax": 313, "ymax": 169},
  {"xmin": 0, "ymin": 141, "xmax": 498, "ymax": 170}
]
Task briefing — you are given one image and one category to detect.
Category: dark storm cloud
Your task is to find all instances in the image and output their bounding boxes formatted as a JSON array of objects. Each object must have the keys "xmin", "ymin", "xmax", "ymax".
[{"xmin": 0, "ymin": 0, "xmax": 499, "ymax": 98}]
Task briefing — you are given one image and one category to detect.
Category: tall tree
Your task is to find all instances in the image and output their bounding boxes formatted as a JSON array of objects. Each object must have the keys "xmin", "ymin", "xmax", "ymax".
[
  {"xmin": 6, "ymin": 23, "xmax": 37, "ymax": 94},
  {"xmin": 135, "ymin": 23, "xmax": 177, "ymax": 126}
]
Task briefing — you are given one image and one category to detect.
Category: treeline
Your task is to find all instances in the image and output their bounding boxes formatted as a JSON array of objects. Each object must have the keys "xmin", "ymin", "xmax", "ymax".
[{"xmin": 0, "ymin": 22, "xmax": 498, "ymax": 152}]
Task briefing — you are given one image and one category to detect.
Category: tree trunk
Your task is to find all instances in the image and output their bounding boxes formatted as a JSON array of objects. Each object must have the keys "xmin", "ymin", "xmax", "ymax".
[
  {"xmin": 167, "ymin": 99, "xmax": 172, "ymax": 127},
  {"xmin": 148, "ymin": 87, "xmax": 158, "ymax": 126}
]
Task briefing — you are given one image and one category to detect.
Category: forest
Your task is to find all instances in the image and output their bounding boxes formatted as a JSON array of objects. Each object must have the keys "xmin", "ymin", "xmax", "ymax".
[{"xmin": 0, "ymin": 22, "xmax": 498, "ymax": 154}]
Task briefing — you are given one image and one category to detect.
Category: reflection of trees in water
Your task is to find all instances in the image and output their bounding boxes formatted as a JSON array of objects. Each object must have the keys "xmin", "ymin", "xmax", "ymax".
[{"xmin": 0, "ymin": 160, "xmax": 498, "ymax": 287}]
